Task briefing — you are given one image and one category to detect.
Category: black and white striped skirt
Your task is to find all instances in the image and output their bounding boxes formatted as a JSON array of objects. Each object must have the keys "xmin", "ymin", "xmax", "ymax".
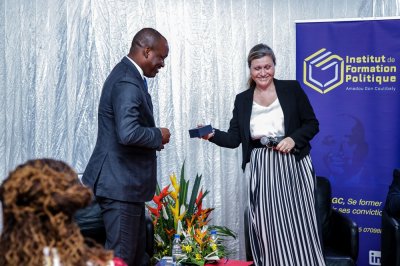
[{"xmin": 248, "ymin": 148, "xmax": 325, "ymax": 266}]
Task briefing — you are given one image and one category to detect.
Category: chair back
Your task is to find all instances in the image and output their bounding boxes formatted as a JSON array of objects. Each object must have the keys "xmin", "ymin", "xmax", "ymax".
[
  {"xmin": 316, "ymin": 176, "xmax": 333, "ymax": 244},
  {"xmin": 381, "ymin": 209, "xmax": 400, "ymax": 266},
  {"xmin": 381, "ymin": 168, "xmax": 400, "ymax": 266},
  {"xmin": 316, "ymin": 176, "xmax": 359, "ymax": 265}
]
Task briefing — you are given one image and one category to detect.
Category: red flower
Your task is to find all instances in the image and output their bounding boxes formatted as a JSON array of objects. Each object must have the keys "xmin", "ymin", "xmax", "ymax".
[
  {"xmin": 148, "ymin": 205, "xmax": 160, "ymax": 217},
  {"xmin": 153, "ymin": 185, "xmax": 170, "ymax": 210},
  {"xmin": 195, "ymin": 189, "xmax": 204, "ymax": 215}
]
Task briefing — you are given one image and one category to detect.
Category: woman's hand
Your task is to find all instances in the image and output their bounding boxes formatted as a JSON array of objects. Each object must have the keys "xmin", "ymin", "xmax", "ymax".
[
  {"xmin": 276, "ymin": 137, "xmax": 295, "ymax": 153},
  {"xmin": 197, "ymin": 124, "xmax": 215, "ymax": 140}
]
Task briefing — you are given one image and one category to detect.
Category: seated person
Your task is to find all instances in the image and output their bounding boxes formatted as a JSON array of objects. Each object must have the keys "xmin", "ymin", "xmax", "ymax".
[
  {"xmin": 385, "ymin": 168, "xmax": 400, "ymax": 218},
  {"xmin": 0, "ymin": 158, "xmax": 126, "ymax": 266},
  {"xmin": 74, "ymin": 195, "xmax": 106, "ymax": 246}
]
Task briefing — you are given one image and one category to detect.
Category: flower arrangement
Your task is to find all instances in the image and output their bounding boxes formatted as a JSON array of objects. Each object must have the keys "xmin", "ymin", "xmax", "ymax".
[{"xmin": 147, "ymin": 163, "xmax": 236, "ymax": 266}]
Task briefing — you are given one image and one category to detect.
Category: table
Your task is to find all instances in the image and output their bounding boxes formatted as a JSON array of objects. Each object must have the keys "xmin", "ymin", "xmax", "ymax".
[
  {"xmin": 206, "ymin": 259, "xmax": 253, "ymax": 265},
  {"xmin": 156, "ymin": 258, "xmax": 253, "ymax": 266}
]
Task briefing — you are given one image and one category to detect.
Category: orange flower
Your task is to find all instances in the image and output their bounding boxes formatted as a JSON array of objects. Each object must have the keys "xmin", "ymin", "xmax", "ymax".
[
  {"xmin": 186, "ymin": 216, "xmax": 196, "ymax": 232},
  {"xmin": 194, "ymin": 228, "xmax": 208, "ymax": 248},
  {"xmin": 165, "ymin": 228, "xmax": 176, "ymax": 239},
  {"xmin": 197, "ymin": 208, "xmax": 214, "ymax": 227}
]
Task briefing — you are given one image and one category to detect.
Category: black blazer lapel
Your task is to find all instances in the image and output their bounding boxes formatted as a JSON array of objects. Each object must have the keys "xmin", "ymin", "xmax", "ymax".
[
  {"xmin": 241, "ymin": 88, "xmax": 254, "ymax": 143},
  {"xmin": 275, "ymin": 79, "xmax": 290, "ymax": 134}
]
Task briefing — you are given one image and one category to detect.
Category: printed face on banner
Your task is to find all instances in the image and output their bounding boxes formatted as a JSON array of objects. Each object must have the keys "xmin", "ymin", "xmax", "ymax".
[{"xmin": 318, "ymin": 114, "xmax": 369, "ymax": 186}]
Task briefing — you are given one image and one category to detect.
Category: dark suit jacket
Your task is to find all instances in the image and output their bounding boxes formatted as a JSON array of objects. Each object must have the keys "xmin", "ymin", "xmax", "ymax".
[
  {"xmin": 385, "ymin": 169, "xmax": 400, "ymax": 218},
  {"xmin": 82, "ymin": 57, "xmax": 162, "ymax": 202},
  {"xmin": 210, "ymin": 79, "xmax": 319, "ymax": 170}
]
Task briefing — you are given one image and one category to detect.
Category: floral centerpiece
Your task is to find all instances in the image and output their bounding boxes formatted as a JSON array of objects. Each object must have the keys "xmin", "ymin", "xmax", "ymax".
[{"xmin": 146, "ymin": 163, "xmax": 236, "ymax": 266}]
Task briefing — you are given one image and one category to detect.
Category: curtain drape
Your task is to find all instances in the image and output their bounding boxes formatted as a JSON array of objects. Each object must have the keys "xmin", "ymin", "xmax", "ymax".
[{"xmin": 1, "ymin": 0, "xmax": 399, "ymax": 259}]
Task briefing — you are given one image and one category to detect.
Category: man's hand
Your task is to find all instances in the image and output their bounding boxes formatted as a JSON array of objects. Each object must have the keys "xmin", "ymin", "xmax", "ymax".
[{"xmin": 160, "ymin": 128, "xmax": 171, "ymax": 145}]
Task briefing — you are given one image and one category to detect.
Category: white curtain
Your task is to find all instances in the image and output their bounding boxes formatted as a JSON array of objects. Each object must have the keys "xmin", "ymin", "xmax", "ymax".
[{"xmin": 1, "ymin": 0, "xmax": 399, "ymax": 259}]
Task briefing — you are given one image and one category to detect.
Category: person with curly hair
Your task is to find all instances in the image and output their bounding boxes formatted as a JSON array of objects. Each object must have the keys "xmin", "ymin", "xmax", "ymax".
[{"xmin": 0, "ymin": 158, "xmax": 127, "ymax": 266}]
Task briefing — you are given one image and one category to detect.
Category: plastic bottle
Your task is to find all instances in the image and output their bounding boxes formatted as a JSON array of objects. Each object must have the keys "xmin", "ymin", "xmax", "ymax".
[
  {"xmin": 171, "ymin": 234, "xmax": 183, "ymax": 264},
  {"xmin": 210, "ymin": 230, "xmax": 218, "ymax": 243},
  {"xmin": 209, "ymin": 229, "xmax": 219, "ymax": 259},
  {"xmin": 43, "ymin": 247, "xmax": 52, "ymax": 266},
  {"xmin": 51, "ymin": 248, "xmax": 61, "ymax": 266},
  {"xmin": 42, "ymin": 247, "xmax": 62, "ymax": 266}
]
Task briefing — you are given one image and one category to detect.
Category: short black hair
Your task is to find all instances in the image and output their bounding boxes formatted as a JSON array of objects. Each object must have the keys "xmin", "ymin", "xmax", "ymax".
[{"xmin": 131, "ymin": 28, "xmax": 166, "ymax": 50}]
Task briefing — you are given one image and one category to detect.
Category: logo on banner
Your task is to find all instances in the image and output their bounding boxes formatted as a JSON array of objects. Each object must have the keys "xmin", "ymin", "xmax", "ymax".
[
  {"xmin": 303, "ymin": 48, "xmax": 344, "ymax": 94},
  {"xmin": 303, "ymin": 48, "xmax": 398, "ymax": 93},
  {"xmin": 369, "ymin": 250, "xmax": 381, "ymax": 265}
]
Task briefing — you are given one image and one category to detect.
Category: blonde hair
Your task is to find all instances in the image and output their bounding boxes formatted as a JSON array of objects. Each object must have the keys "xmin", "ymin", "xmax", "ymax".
[{"xmin": 247, "ymin": 43, "xmax": 276, "ymax": 89}]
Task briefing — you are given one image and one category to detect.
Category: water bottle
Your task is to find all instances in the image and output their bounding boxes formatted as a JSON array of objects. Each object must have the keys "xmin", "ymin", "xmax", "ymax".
[
  {"xmin": 51, "ymin": 248, "xmax": 61, "ymax": 266},
  {"xmin": 210, "ymin": 230, "xmax": 218, "ymax": 243},
  {"xmin": 210, "ymin": 230, "xmax": 218, "ymax": 251},
  {"xmin": 43, "ymin": 247, "xmax": 52, "ymax": 266},
  {"xmin": 209, "ymin": 229, "xmax": 219, "ymax": 259},
  {"xmin": 171, "ymin": 234, "xmax": 183, "ymax": 264},
  {"xmin": 42, "ymin": 247, "xmax": 61, "ymax": 266}
]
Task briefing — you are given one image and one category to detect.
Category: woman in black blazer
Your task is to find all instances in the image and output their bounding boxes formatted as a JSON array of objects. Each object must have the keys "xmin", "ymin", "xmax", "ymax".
[{"xmin": 203, "ymin": 44, "xmax": 325, "ymax": 266}]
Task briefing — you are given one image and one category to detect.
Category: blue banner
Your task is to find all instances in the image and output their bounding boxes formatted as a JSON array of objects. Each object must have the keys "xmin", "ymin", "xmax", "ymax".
[{"xmin": 296, "ymin": 18, "xmax": 400, "ymax": 266}]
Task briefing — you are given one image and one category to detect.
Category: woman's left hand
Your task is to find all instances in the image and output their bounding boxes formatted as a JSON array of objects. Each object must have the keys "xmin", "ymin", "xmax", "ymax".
[
  {"xmin": 276, "ymin": 137, "xmax": 295, "ymax": 153},
  {"xmin": 197, "ymin": 124, "xmax": 215, "ymax": 140}
]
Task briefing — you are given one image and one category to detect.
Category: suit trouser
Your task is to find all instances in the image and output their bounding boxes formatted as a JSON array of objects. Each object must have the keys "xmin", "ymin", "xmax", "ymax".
[{"xmin": 97, "ymin": 197, "xmax": 149, "ymax": 266}]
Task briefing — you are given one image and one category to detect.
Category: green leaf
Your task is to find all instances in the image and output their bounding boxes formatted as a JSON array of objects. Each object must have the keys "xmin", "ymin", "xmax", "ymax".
[
  {"xmin": 155, "ymin": 182, "xmax": 161, "ymax": 195},
  {"xmin": 209, "ymin": 225, "xmax": 237, "ymax": 239},
  {"xmin": 187, "ymin": 174, "xmax": 202, "ymax": 216},
  {"xmin": 179, "ymin": 161, "xmax": 189, "ymax": 208}
]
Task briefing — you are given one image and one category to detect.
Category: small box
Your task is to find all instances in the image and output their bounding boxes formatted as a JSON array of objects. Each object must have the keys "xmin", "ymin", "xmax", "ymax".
[{"xmin": 189, "ymin": 125, "xmax": 213, "ymax": 138}]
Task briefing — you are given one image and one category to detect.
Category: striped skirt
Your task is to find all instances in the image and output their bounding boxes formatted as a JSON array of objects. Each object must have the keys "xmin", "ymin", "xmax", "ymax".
[{"xmin": 248, "ymin": 148, "xmax": 325, "ymax": 266}]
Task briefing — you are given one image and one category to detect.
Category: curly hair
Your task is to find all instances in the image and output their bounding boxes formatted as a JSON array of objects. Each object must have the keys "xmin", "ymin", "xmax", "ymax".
[{"xmin": 0, "ymin": 158, "xmax": 113, "ymax": 266}]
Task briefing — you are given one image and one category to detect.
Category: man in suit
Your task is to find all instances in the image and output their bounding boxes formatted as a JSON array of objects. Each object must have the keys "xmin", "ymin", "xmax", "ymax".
[{"xmin": 82, "ymin": 28, "xmax": 171, "ymax": 266}]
